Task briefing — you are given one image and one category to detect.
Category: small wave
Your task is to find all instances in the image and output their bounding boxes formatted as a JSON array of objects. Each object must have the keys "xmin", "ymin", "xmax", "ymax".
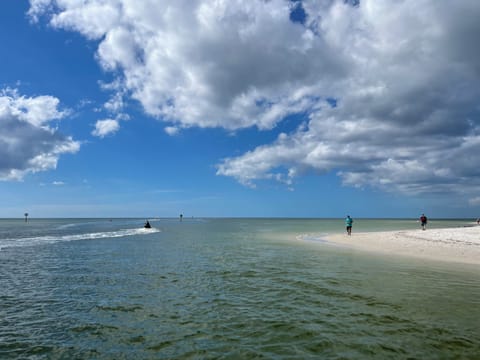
[
  {"xmin": 56, "ymin": 223, "xmax": 77, "ymax": 230},
  {"xmin": 0, "ymin": 227, "xmax": 161, "ymax": 250},
  {"xmin": 95, "ymin": 304, "xmax": 143, "ymax": 312}
]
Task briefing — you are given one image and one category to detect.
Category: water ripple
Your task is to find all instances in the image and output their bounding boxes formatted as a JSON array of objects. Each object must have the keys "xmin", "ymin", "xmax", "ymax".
[{"xmin": 1, "ymin": 218, "xmax": 479, "ymax": 359}]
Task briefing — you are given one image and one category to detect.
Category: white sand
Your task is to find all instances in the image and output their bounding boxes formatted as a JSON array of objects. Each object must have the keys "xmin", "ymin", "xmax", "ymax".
[{"xmin": 323, "ymin": 225, "xmax": 480, "ymax": 265}]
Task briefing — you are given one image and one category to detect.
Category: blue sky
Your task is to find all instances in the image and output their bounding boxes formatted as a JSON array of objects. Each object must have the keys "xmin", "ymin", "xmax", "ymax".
[{"xmin": 1, "ymin": 0, "xmax": 480, "ymax": 218}]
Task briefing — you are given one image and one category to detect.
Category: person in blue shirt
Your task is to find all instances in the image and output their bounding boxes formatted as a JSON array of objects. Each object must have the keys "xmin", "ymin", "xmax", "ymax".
[{"xmin": 345, "ymin": 215, "xmax": 353, "ymax": 235}]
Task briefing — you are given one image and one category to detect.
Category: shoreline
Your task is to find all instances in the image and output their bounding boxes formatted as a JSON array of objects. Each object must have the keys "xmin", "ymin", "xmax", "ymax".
[{"xmin": 321, "ymin": 225, "xmax": 480, "ymax": 266}]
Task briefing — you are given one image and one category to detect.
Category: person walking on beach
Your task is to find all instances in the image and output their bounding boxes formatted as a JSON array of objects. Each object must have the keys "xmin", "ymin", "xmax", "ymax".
[
  {"xmin": 420, "ymin": 214, "xmax": 428, "ymax": 230},
  {"xmin": 345, "ymin": 215, "xmax": 353, "ymax": 235}
]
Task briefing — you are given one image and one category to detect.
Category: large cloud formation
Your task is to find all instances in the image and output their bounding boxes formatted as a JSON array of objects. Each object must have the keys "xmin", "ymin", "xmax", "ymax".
[
  {"xmin": 0, "ymin": 89, "xmax": 80, "ymax": 180},
  {"xmin": 29, "ymin": 0, "xmax": 480, "ymax": 194}
]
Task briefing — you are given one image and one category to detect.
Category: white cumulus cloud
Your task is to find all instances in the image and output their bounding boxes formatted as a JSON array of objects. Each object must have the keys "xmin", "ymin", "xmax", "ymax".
[
  {"xmin": 29, "ymin": 0, "xmax": 480, "ymax": 195},
  {"xmin": 164, "ymin": 126, "xmax": 180, "ymax": 136},
  {"xmin": 0, "ymin": 89, "xmax": 80, "ymax": 180},
  {"xmin": 28, "ymin": 0, "xmax": 344, "ymax": 130},
  {"xmin": 92, "ymin": 118, "xmax": 120, "ymax": 138}
]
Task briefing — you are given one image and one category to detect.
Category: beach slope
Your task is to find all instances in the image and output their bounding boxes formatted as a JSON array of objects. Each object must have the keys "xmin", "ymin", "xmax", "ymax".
[{"xmin": 324, "ymin": 226, "xmax": 480, "ymax": 265}]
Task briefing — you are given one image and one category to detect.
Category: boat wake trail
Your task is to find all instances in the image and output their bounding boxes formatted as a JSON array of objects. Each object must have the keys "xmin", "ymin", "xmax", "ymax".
[{"xmin": 0, "ymin": 227, "xmax": 161, "ymax": 250}]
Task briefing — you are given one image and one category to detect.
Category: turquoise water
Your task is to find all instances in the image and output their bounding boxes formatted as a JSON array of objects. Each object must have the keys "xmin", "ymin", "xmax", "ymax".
[{"xmin": 1, "ymin": 218, "xmax": 479, "ymax": 359}]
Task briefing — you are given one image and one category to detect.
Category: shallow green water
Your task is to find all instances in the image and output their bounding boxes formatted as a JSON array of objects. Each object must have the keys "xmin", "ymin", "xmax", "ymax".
[{"xmin": 1, "ymin": 218, "xmax": 479, "ymax": 359}]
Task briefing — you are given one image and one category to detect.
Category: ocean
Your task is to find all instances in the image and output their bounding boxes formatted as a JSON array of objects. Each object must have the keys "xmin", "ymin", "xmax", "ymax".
[{"xmin": 1, "ymin": 218, "xmax": 479, "ymax": 359}]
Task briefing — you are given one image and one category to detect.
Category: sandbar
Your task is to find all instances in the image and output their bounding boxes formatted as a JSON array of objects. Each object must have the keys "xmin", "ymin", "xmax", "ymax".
[{"xmin": 323, "ymin": 225, "xmax": 480, "ymax": 265}]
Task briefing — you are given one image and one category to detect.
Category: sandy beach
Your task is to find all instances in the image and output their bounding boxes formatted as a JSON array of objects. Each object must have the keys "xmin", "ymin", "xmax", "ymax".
[{"xmin": 324, "ymin": 225, "xmax": 480, "ymax": 265}]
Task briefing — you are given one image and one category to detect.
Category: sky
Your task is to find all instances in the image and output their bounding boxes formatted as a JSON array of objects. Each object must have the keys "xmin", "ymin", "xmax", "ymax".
[{"xmin": 1, "ymin": 0, "xmax": 480, "ymax": 218}]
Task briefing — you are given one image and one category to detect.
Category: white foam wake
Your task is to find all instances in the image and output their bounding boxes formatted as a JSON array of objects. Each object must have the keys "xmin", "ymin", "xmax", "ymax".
[{"xmin": 0, "ymin": 227, "xmax": 161, "ymax": 250}]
